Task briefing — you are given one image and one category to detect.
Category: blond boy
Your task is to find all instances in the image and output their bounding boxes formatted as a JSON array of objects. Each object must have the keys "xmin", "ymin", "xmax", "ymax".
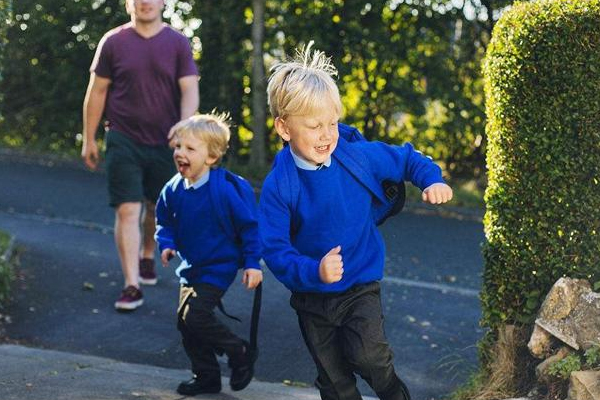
[
  {"xmin": 155, "ymin": 114, "xmax": 262, "ymax": 395},
  {"xmin": 259, "ymin": 44, "xmax": 452, "ymax": 400}
]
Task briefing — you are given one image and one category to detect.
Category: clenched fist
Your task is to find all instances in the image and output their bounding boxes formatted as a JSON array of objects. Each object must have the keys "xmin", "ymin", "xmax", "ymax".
[
  {"xmin": 319, "ymin": 245, "xmax": 343, "ymax": 284},
  {"xmin": 422, "ymin": 183, "xmax": 453, "ymax": 204}
]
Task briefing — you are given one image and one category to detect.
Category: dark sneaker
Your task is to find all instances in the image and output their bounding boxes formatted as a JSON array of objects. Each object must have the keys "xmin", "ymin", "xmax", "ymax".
[
  {"xmin": 114, "ymin": 285, "xmax": 143, "ymax": 311},
  {"xmin": 139, "ymin": 258, "xmax": 157, "ymax": 285},
  {"xmin": 176, "ymin": 375, "xmax": 221, "ymax": 395},
  {"xmin": 229, "ymin": 341, "xmax": 257, "ymax": 391}
]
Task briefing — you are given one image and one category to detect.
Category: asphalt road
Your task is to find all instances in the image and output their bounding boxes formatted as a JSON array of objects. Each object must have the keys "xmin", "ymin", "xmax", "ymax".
[{"xmin": 0, "ymin": 153, "xmax": 486, "ymax": 400}]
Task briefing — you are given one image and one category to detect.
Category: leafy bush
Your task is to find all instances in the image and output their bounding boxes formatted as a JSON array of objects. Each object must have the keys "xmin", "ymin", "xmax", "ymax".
[
  {"xmin": 481, "ymin": 0, "xmax": 600, "ymax": 331},
  {"xmin": 548, "ymin": 354, "xmax": 582, "ymax": 380},
  {"xmin": 543, "ymin": 344, "xmax": 600, "ymax": 383},
  {"xmin": 584, "ymin": 344, "xmax": 600, "ymax": 367}
]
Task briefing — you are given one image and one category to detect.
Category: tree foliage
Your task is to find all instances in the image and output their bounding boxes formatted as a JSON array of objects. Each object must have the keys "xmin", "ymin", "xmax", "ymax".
[
  {"xmin": 0, "ymin": 0, "xmax": 127, "ymax": 150},
  {"xmin": 0, "ymin": 0, "xmax": 513, "ymax": 179}
]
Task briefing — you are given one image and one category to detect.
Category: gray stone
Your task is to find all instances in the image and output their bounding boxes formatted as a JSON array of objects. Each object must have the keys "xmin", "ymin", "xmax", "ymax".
[
  {"xmin": 538, "ymin": 278, "xmax": 590, "ymax": 321},
  {"xmin": 567, "ymin": 371, "xmax": 600, "ymax": 400},
  {"xmin": 534, "ymin": 278, "xmax": 600, "ymax": 351},
  {"xmin": 528, "ymin": 324, "xmax": 555, "ymax": 359},
  {"xmin": 535, "ymin": 347, "xmax": 571, "ymax": 383}
]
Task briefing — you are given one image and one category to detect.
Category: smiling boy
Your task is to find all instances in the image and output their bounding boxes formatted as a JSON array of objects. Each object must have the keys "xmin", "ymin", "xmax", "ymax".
[
  {"xmin": 155, "ymin": 114, "xmax": 262, "ymax": 395},
  {"xmin": 259, "ymin": 44, "xmax": 452, "ymax": 400}
]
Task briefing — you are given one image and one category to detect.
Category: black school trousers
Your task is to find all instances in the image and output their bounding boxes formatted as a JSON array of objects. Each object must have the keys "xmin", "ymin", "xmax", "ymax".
[
  {"xmin": 290, "ymin": 282, "xmax": 411, "ymax": 400},
  {"xmin": 177, "ymin": 283, "xmax": 245, "ymax": 377}
]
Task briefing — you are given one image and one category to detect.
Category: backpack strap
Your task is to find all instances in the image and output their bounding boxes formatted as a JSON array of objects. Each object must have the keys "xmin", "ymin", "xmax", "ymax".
[
  {"xmin": 337, "ymin": 123, "xmax": 406, "ymax": 223},
  {"xmin": 249, "ymin": 282, "xmax": 262, "ymax": 354},
  {"xmin": 333, "ymin": 137, "xmax": 388, "ymax": 205},
  {"xmin": 338, "ymin": 123, "xmax": 367, "ymax": 142},
  {"xmin": 209, "ymin": 167, "xmax": 257, "ymax": 240},
  {"xmin": 208, "ymin": 168, "xmax": 262, "ymax": 346}
]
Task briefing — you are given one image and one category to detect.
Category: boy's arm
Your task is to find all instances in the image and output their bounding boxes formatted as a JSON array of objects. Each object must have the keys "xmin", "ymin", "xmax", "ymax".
[
  {"xmin": 154, "ymin": 186, "xmax": 177, "ymax": 254},
  {"xmin": 258, "ymin": 176, "xmax": 323, "ymax": 292},
  {"xmin": 363, "ymin": 141, "xmax": 446, "ymax": 190}
]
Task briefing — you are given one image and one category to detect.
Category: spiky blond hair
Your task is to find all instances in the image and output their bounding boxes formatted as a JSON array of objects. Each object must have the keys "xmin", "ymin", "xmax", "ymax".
[{"xmin": 267, "ymin": 41, "xmax": 342, "ymax": 119}]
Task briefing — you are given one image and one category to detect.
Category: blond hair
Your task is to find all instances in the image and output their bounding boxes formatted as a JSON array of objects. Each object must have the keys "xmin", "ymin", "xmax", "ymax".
[
  {"xmin": 172, "ymin": 113, "xmax": 231, "ymax": 167},
  {"xmin": 267, "ymin": 41, "xmax": 342, "ymax": 119}
]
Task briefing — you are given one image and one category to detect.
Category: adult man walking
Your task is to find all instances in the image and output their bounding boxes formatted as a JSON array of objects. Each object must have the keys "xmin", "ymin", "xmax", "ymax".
[{"xmin": 81, "ymin": 0, "xmax": 199, "ymax": 311}]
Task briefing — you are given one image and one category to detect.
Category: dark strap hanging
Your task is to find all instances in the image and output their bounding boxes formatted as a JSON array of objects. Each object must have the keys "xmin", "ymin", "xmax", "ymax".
[
  {"xmin": 216, "ymin": 300, "xmax": 241, "ymax": 322},
  {"xmin": 214, "ymin": 281, "xmax": 261, "ymax": 356},
  {"xmin": 249, "ymin": 282, "xmax": 262, "ymax": 352}
]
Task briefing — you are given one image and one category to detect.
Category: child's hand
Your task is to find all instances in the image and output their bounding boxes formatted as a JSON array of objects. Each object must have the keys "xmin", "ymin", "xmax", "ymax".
[
  {"xmin": 160, "ymin": 249, "xmax": 176, "ymax": 267},
  {"xmin": 319, "ymin": 245, "xmax": 343, "ymax": 284},
  {"xmin": 242, "ymin": 269, "xmax": 263, "ymax": 289},
  {"xmin": 422, "ymin": 183, "xmax": 453, "ymax": 204}
]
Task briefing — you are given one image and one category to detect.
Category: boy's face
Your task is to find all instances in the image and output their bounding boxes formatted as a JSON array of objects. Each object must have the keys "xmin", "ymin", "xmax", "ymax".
[
  {"xmin": 173, "ymin": 134, "xmax": 217, "ymax": 185},
  {"xmin": 275, "ymin": 107, "xmax": 340, "ymax": 166}
]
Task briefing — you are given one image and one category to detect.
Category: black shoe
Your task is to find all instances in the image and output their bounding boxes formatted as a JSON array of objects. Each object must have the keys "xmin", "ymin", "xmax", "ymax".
[
  {"xmin": 176, "ymin": 375, "xmax": 221, "ymax": 396},
  {"xmin": 228, "ymin": 341, "xmax": 257, "ymax": 391}
]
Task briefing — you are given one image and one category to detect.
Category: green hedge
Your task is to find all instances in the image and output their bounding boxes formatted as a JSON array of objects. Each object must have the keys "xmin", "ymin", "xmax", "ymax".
[{"xmin": 481, "ymin": 0, "xmax": 600, "ymax": 330}]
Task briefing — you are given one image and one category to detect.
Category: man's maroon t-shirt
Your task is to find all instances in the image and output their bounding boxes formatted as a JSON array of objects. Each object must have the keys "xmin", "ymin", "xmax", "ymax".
[{"xmin": 91, "ymin": 23, "xmax": 198, "ymax": 146}]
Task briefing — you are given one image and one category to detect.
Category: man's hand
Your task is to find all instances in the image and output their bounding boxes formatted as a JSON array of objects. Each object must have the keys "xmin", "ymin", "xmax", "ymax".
[
  {"xmin": 319, "ymin": 245, "xmax": 343, "ymax": 284},
  {"xmin": 422, "ymin": 183, "xmax": 453, "ymax": 204},
  {"xmin": 167, "ymin": 125, "xmax": 178, "ymax": 148},
  {"xmin": 81, "ymin": 140, "xmax": 99, "ymax": 171},
  {"xmin": 161, "ymin": 248, "xmax": 177, "ymax": 267},
  {"xmin": 242, "ymin": 268, "xmax": 263, "ymax": 290}
]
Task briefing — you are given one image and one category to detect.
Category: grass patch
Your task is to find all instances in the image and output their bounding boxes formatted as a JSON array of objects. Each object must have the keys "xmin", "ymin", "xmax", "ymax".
[
  {"xmin": 447, "ymin": 370, "xmax": 489, "ymax": 400},
  {"xmin": 448, "ymin": 326, "xmax": 536, "ymax": 400},
  {"xmin": 0, "ymin": 229, "xmax": 16, "ymax": 308},
  {"xmin": 0, "ymin": 231, "xmax": 10, "ymax": 250}
]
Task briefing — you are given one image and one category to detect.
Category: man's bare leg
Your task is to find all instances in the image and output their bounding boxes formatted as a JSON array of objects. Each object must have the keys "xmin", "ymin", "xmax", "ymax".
[{"xmin": 115, "ymin": 202, "xmax": 142, "ymax": 288}]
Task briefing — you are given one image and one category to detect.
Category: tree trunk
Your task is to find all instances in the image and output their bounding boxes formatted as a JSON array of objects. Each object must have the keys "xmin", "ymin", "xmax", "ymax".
[{"xmin": 249, "ymin": 0, "xmax": 267, "ymax": 169}]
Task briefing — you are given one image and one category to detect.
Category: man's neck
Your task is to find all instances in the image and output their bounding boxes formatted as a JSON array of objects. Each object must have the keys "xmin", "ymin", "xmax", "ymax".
[{"xmin": 131, "ymin": 18, "xmax": 164, "ymax": 39}]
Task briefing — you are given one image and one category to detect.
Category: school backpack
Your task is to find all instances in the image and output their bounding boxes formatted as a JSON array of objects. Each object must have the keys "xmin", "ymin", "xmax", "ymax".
[
  {"xmin": 208, "ymin": 168, "xmax": 262, "ymax": 362},
  {"xmin": 273, "ymin": 123, "xmax": 406, "ymax": 226}
]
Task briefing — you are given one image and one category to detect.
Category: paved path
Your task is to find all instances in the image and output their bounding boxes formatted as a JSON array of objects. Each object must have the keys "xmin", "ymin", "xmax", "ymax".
[
  {"xmin": 1, "ymin": 344, "xmax": 374, "ymax": 400},
  {"xmin": 0, "ymin": 153, "xmax": 486, "ymax": 400}
]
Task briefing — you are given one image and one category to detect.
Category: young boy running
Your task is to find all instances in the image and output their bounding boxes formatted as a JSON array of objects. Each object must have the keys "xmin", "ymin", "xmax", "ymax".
[
  {"xmin": 259, "ymin": 44, "xmax": 453, "ymax": 400},
  {"xmin": 155, "ymin": 114, "xmax": 262, "ymax": 395}
]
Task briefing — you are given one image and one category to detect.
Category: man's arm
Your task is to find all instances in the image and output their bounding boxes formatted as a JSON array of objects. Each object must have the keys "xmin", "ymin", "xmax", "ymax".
[
  {"xmin": 178, "ymin": 75, "xmax": 199, "ymax": 120},
  {"xmin": 81, "ymin": 73, "xmax": 111, "ymax": 170},
  {"xmin": 167, "ymin": 75, "xmax": 199, "ymax": 145}
]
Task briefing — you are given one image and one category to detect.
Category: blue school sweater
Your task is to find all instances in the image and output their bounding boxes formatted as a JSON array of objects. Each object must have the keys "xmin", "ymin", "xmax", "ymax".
[
  {"xmin": 155, "ymin": 169, "xmax": 261, "ymax": 290},
  {"xmin": 259, "ymin": 138, "xmax": 444, "ymax": 293}
]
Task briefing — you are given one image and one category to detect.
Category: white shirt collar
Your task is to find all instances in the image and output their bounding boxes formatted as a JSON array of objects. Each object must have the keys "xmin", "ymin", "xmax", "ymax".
[
  {"xmin": 183, "ymin": 169, "xmax": 210, "ymax": 190},
  {"xmin": 289, "ymin": 147, "xmax": 331, "ymax": 170}
]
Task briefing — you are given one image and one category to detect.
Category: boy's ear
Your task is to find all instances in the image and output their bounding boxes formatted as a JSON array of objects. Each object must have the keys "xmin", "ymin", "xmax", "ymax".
[
  {"xmin": 274, "ymin": 117, "xmax": 291, "ymax": 143},
  {"xmin": 205, "ymin": 154, "xmax": 219, "ymax": 167}
]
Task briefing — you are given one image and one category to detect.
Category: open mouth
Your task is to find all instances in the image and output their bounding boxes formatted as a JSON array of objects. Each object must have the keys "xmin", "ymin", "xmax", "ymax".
[
  {"xmin": 315, "ymin": 144, "xmax": 330, "ymax": 153},
  {"xmin": 176, "ymin": 160, "xmax": 190, "ymax": 174}
]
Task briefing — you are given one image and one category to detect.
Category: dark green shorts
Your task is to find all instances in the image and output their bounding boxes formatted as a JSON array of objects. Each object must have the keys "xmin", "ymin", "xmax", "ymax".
[{"xmin": 104, "ymin": 130, "xmax": 176, "ymax": 207}]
